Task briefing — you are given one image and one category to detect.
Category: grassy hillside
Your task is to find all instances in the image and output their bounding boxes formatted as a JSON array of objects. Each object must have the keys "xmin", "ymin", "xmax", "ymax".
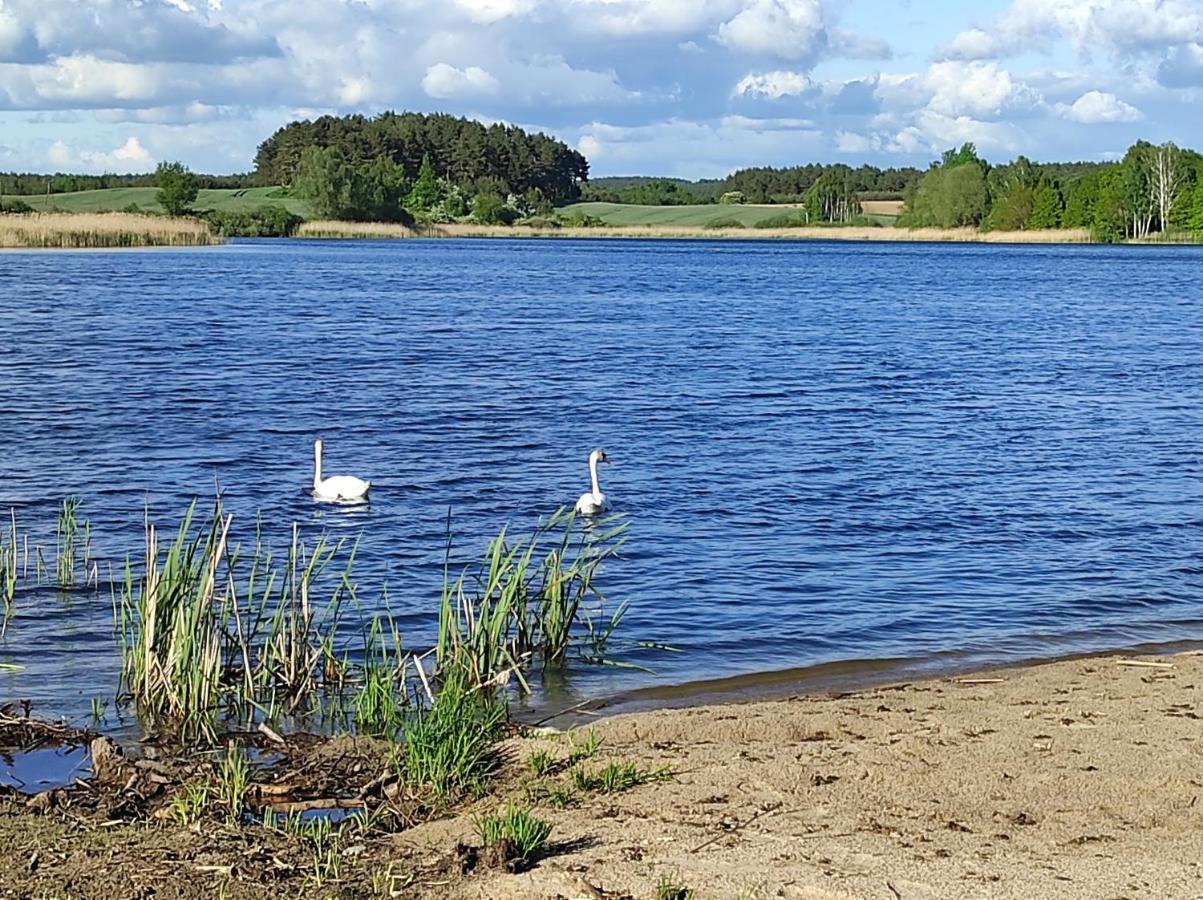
[
  {"xmin": 14, "ymin": 187, "xmax": 310, "ymax": 216},
  {"xmin": 560, "ymin": 201, "xmax": 901, "ymax": 227}
]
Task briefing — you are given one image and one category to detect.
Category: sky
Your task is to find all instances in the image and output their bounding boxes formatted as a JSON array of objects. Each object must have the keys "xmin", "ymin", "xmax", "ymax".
[{"xmin": 1, "ymin": 0, "xmax": 1202, "ymax": 179}]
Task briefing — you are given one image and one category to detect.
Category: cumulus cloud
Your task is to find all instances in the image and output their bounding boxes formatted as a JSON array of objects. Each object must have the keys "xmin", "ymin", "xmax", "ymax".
[
  {"xmin": 734, "ymin": 70, "xmax": 811, "ymax": 98},
  {"xmin": 1057, "ymin": 90, "xmax": 1143, "ymax": 123},
  {"xmin": 48, "ymin": 135, "xmax": 154, "ymax": 172},
  {"xmin": 422, "ymin": 63, "xmax": 500, "ymax": 99},
  {"xmin": 941, "ymin": 0, "xmax": 1203, "ymax": 61},
  {"xmin": 717, "ymin": 0, "xmax": 828, "ymax": 61}
]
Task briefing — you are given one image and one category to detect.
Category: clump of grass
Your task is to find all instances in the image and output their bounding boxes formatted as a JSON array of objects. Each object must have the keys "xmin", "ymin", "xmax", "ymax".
[
  {"xmin": 169, "ymin": 781, "xmax": 212, "ymax": 826},
  {"xmin": 528, "ymin": 750, "xmax": 557, "ymax": 777},
  {"xmin": 656, "ymin": 871, "xmax": 695, "ymax": 900},
  {"xmin": 572, "ymin": 760, "xmax": 673, "ymax": 794},
  {"xmin": 399, "ymin": 681, "xmax": 506, "ymax": 799},
  {"xmin": 567, "ymin": 727, "xmax": 603, "ymax": 762},
  {"xmin": 0, "ymin": 212, "xmax": 219, "ymax": 248},
  {"xmin": 474, "ymin": 803, "xmax": 552, "ymax": 863},
  {"xmin": 524, "ymin": 782, "xmax": 577, "ymax": 809},
  {"xmin": 216, "ymin": 743, "xmax": 251, "ymax": 822}
]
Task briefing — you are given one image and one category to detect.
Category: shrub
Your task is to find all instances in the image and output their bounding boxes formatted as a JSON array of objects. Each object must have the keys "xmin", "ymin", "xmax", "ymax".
[
  {"xmin": 703, "ymin": 217, "xmax": 746, "ymax": 229},
  {"xmin": 202, "ymin": 207, "xmax": 304, "ymax": 237},
  {"xmin": 0, "ymin": 198, "xmax": 34, "ymax": 214},
  {"xmin": 471, "ymin": 192, "xmax": 518, "ymax": 225},
  {"xmin": 718, "ymin": 191, "xmax": 746, "ymax": 205}
]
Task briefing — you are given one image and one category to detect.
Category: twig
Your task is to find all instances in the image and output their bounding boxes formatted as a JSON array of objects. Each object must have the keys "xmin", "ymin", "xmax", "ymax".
[{"xmin": 690, "ymin": 803, "xmax": 783, "ymax": 853}]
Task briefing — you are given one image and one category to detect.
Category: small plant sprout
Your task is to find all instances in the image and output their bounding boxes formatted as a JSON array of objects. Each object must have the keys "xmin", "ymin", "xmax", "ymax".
[
  {"xmin": 217, "ymin": 743, "xmax": 251, "ymax": 822},
  {"xmin": 169, "ymin": 782, "xmax": 212, "ymax": 827},
  {"xmin": 527, "ymin": 750, "xmax": 557, "ymax": 777},
  {"xmin": 567, "ymin": 727, "xmax": 603, "ymax": 762},
  {"xmin": 90, "ymin": 696, "xmax": 107, "ymax": 723},
  {"xmin": 572, "ymin": 760, "xmax": 673, "ymax": 794},
  {"xmin": 655, "ymin": 870, "xmax": 695, "ymax": 900}
]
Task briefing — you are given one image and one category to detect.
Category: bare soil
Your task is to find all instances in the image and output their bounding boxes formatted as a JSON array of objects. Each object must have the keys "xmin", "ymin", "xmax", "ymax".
[{"xmin": 2, "ymin": 651, "xmax": 1202, "ymax": 898}]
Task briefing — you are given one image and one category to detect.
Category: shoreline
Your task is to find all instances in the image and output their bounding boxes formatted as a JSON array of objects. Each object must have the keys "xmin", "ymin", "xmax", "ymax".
[
  {"xmin": 566, "ymin": 635, "xmax": 1203, "ymax": 726},
  {"xmin": 5, "ymin": 647, "xmax": 1203, "ymax": 897}
]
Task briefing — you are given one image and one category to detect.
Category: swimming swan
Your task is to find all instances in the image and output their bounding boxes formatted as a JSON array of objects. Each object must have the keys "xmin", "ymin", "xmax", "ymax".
[
  {"xmin": 312, "ymin": 439, "xmax": 371, "ymax": 502},
  {"xmin": 574, "ymin": 449, "xmax": 609, "ymax": 516}
]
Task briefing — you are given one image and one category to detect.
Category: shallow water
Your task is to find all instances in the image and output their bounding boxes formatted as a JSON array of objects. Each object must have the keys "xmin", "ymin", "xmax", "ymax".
[{"xmin": 1, "ymin": 237, "xmax": 1201, "ymax": 728}]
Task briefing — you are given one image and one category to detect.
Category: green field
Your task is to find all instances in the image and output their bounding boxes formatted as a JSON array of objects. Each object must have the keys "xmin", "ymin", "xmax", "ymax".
[
  {"xmin": 13, "ymin": 186, "xmax": 311, "ymax": 217},
  {"xmin": 558, "ymin": 201, "xmax": 898, "ymax": 227}
]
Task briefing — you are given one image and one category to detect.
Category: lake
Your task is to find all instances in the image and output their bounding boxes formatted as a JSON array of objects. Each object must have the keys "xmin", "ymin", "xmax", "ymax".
[{"xmin": 1, "ymin": 237, "xmax": 1201, "ymax": 726}]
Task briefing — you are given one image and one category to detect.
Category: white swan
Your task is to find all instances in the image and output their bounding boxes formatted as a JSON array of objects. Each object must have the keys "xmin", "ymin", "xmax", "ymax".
[
  {"xmin": 574, "ymin": 449, "xmax": 609, "ymax": 516},
  {"xmin": 312, "ymin": 438, "xmax": 371, "ymax": 503}
]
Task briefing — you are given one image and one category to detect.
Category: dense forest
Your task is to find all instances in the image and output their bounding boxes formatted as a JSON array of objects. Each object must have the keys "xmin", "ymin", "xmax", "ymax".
[
  {"xmin": 901, "ymin": 141, "xmax": 1203, "ymax": 240},
  {"xmin": 254, "ymin": 112, "xmax": 588, "ymax": 205}
]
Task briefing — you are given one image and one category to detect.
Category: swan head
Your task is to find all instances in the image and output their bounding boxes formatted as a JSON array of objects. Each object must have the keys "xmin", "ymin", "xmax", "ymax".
[
  {"xmin": 314, "ymin": 438, "xmax": 323, "ymax": 453},
  {"xmin": 590, "ymin": 449, "xmax": 609, "ymax": 466}
]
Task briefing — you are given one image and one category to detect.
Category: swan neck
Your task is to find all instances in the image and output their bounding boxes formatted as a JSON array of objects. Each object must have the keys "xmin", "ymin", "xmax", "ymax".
[
  {"xmin": 589, "ymin": 456, "xmax": 601, "ymax": 497},
  {"xmin": 313, "ymin": 444, "xmax": 323, "ymax": 488}
]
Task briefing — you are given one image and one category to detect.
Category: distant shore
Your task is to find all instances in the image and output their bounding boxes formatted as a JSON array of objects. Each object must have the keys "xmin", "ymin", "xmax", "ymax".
[{"xmin": 300, "ymin": 219, "xmax": 1097, "ymax": 244}]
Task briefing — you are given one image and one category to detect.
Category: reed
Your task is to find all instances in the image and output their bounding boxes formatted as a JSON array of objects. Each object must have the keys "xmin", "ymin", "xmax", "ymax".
[
  {"xmin": 436, "ymin": 509, "xmax": 628, "ymax": 691},
  {"xmin": 54, "ymin": 497, "xmax": 87, "ymax": 588},
  {"xmin": 297, "ymin": 220, "xmax": 424, "ymax": 239},
  {"xmin": 0, "ymin": 212, "xmax": 219, "ymax": 248},
  {"xmin": 0, "ymin": 510, "xmax": 17, "ymax": 628},
  {"xmin": 399, "ymin": 679, "xmax": 506, "ymax": 799}
]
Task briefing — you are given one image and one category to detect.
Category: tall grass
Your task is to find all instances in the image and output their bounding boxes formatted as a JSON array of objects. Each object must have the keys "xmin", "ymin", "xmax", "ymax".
[
  {"xmin": 297, "ymin": 220, "xmax": 425, "ymax": 239},
  {"xmin": 117, "ymin": 498, "xmax": 359, "ymax": 741},
  {"xmin": 0, "ymin": 511, "xmax": 17, "ymax": 630},
  {"xmin": 0, "ymin": 212, "xmax": 219, "ymax": 248},
  {"xmin": 436, "ymin": 509, "xmax": 628, "ymax": 691}
]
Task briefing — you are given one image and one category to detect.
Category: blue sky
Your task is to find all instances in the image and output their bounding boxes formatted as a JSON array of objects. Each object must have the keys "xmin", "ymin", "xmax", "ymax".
[{"xmin": 1, "ymin": 0, "xmax": 1202, "ymax": 178}]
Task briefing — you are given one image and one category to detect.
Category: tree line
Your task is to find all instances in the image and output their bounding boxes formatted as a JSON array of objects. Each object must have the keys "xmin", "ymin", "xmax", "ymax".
[
  {"xmin": 0, "ymin": 171, "xmax": 255, "ymax": 196},
  {"xmin": 900, "ymin": 141, "xmax": 1203, "ymax": 240},
  {"xmin": 253, "ymin": 111, "xmax": 588, "ymax": 206}
]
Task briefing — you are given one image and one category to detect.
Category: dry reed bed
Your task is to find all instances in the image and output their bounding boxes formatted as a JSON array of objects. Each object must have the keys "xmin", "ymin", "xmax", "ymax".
[
  {"xmin": 0, "ymin": 213, "xmax": 219, "ymax": 248},
  {"xmin": 299, "ymin": 220, "xmax": 1095, "ymax": 243}
]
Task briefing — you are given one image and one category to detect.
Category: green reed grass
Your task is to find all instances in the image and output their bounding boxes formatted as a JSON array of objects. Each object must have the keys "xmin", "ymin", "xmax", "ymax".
[
  {"xmin": 55, "ymin": 497, "xmax": 86, "ymax": 588},
  {"xmin": 436, "ymin": 508, "xmax": 629, "ymax": 691},
  {"xmin": 0, "ymin": 510, "xmax": 18, "ymax": 629},
  {"xmin": 117, "ymin": 497, "xmax": 363, "ymax": 742}
]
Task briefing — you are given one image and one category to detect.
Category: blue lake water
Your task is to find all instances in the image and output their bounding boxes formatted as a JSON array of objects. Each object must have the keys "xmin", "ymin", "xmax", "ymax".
[{"xmin": 1, "ymin": 237, "xmax": 1201, "ymax": 727}]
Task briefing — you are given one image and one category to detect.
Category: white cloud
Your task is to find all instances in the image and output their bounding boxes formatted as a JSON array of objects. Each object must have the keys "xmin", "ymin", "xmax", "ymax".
[
  {"xmin": 453, "ymin": 0, "xmax": 538, "ymax": 24},
  {"xmin": 734, "ymin": 69, "xmax": 811, "ymax": 98},
  {"xmin": 421, "ymin": 63, "xmax": 501, "ymax": 99},
  {"xmin": 1057, "ymin": 89, "xmax": 1143, "ymax": 122},
  {"xmin": 46, "ymin": 135, "xmax": 154, "ymax": 172},
  {"xmin": 922, "ymin": 61, "xmax": 1042, "ymax": 118},
  {"xmin": 717, "ymin": 0, "xmax": 828, "ymax": 61},
  {"xmin": 941, "ymin": 0, "xmax": 1203, "ymax": 61}
]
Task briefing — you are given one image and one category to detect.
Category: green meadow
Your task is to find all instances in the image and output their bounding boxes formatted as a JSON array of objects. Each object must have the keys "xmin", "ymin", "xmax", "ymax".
[{"xmin": 13, "ymin": 186, "xmax": 311, "ymax": 217}]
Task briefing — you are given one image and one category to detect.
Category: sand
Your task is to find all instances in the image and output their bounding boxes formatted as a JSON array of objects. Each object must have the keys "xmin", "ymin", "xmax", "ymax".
[
  {"xmin": 437, "ymin": 650, "xmax": 1203, "ymax": 899},
  {"xmin": 2, "ymin": 650, "xmax": 1201, "ymax": 898}
]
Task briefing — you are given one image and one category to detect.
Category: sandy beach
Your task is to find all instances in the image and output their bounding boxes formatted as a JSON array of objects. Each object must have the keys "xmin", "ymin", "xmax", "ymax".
[{"xmin": 2, "ymin": 649, "xmax": 1201, "ymax": 898}]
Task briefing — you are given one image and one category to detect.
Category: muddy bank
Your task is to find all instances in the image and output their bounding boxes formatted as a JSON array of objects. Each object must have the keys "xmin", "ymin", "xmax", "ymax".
[{"xmin": 3, "ymin": 651, "xmax": 1203, "ymax": 898}]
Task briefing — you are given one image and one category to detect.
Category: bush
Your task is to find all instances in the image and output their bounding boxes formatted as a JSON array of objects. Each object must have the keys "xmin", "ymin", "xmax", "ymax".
[
  {"xmin": 752, "ymin": 213, "xmax": 808, "ymax": 228},
  {"xmin": 559, "ymin": 212, "xmax": 606, "ymax": 228},
  {"xmin": 471, "ymin": 192, "xmax": 517, "ymax": 225},
  {"xmin": 0, "ymin": 198, "xmax": 34, "ymax": 214},
  {"xmin": 718, "ymin": 191, "xmax": 746, "ymax": 205},
  {"xmin": 703, "ymin": 217, "xmax": 746, "ymax": 229},
  {"xmin": 202, "ymin": 207, "xmax": 304, "ymax": 237}
]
